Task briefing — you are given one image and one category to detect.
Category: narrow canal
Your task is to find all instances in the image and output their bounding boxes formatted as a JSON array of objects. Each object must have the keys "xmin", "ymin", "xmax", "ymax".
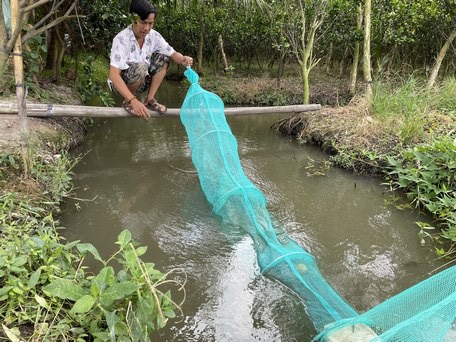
[{"xmin": 61, "ymin": 81, "xmax": 444, "ymax": 341}]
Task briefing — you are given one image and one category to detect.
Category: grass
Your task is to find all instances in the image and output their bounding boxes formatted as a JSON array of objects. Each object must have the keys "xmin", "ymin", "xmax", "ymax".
[
  {"xmin": 372, "ymin": 77, "xmax": 456, "ymax": 144},
  {"xmin": 0, "ymin": 148, "xmax": 182, "ymax": 340}
]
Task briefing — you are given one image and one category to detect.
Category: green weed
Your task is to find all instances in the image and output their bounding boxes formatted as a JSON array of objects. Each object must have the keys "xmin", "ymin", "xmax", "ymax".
[
  {"xmin": 386, "ymin": 134, "xmax": 456, "ymax": 254},
  {"xmin": 372, "ymin": 76, "xmax": 456, "ymax": 144},
  {"xmin": 0, "ymin": 151, "xmax": 181, "ymax": 340}
]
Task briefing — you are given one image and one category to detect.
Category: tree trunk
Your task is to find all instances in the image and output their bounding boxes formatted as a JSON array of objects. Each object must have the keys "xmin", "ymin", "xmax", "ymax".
[
  {"xmin": 11, "ymin": 0, "xmax": 29, "ymax": 172},
  {"xmin": 218, "ymin": 34, "xmax": 229, "ymax": 74},
  {"xmin": 362, "ymin": 0, "xmax": 373, "ymax": 102},
  {"xmin": 325, "ymin": 42, "xmax": 333, "ymax": 73},
  {"xmin": 277, "ymin": 51, "xmax": 286, "ymax": 87},
  {"xmin": 349, "ymin": 4, "xmax": 363, "ymax": 96},
  {"xmin": 256, "ymin": 49, "xmax": 263, "ymax": 70},
  {"xmin": 427, "ymin": 30, "xmax": 456, "ymax": 89},
  {"xmin": 301, "ymin": 63, "xmax": 310, "ymax": 105},
  {"xmin": 338, "ymin": 46, "xmax": 349, "ymax": 76},
  {"xmin": 55, "ymin": 25, "xmax": 66, "ymax": 80},
  {"xmin": 197, "ymin": 9, "xmax": 204, "ymax": 75}
]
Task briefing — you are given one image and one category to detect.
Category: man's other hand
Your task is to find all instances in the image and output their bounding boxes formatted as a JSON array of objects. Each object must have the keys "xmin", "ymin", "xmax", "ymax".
[
  {"xmin": 182, "ymin": 56, "xmax": 193, "ymax": 67},
  {"xmin": 131, "ymin": 98, "xmax": 150, "ymax": 119}
]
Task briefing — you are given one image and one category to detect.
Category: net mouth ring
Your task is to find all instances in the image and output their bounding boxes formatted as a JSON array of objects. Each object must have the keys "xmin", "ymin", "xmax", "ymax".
[
  {"xmin": 211, "ymin": 185, "xmax": 261, "ymax": 215},
  {"xmin": 261, "ymin": 252, "xmax": 314, "ymax": 274}
]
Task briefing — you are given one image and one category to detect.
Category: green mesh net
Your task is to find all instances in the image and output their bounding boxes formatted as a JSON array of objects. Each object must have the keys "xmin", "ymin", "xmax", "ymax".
[
  {"xmin": 179, "ymin": 67, "xmax": 456, "ymax": 341},
  {"xmin": 316, "ymin": 264, "xmax": 456, "ymax": 341}
]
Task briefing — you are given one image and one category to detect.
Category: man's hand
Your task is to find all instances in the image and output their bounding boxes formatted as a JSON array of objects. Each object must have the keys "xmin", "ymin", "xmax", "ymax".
[
  {"xmin": 182, "ymin": 56, "xmax": 193, "ymax": 67},
  {"xmin": 130, "ymin": 98, "xmax": 150, "ymax": 119}
]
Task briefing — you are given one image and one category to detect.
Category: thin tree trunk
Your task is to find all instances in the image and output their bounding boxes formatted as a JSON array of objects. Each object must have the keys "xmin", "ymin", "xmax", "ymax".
[
  {"xmin": 338, "ymin": 46, "xmax": 349, "ymax": 76},
  {"xmin": 197, "ymin": 9, "xmax": 204, "ymax": 74},
  {"xmin": 325, "ymin": 42, "xmax": 333, "ymax": 73},
  {"xmin": 11, "ymin": 0, "xmax": 29, "ymax": 172},
  {"xmin": 256, "ymin": 49, "xmax": 263, "ymax": 71},
  {"xmin": 301, "ymin": 63, "xmax": 310, "ymax": 104},
  {"xmin": 277, "ymin": 51, "xmax": 286, "ymax": 87},
  {"xmin": 349, "ymin": 4, "xmax": 363, "ymax": 96},
  {"xmin": 362, "ymin": 0, "xmax": 373, "ymax": 102},
  {"xmin": 218, "ymin": 34, "xmax": 229, "ymax": 74},
  {"xmin": 427, "ymin": 30, "xmax": 456, "ymax": 89},
  {"xmin": 55, "ymin": 25, "xmax": 66, "ymax": 80}
]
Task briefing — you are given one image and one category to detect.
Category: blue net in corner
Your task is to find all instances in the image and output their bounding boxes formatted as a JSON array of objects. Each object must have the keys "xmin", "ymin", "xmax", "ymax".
[
  {"xmin": 316, "ymin": 265, "xmax": 456, "ymax": 342},
  {"xmin": 179, "ymin": 67, "xmax": 358, "ymax": 332},
  {"xmin": 179, "ymin": 67, "xmax": 456, "ymax": 341}
]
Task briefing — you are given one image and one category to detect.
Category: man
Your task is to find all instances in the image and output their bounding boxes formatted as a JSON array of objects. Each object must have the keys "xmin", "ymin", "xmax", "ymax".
[{"xmin": 109, "ymin": 0, "xmax": 193, "ymax": 119}]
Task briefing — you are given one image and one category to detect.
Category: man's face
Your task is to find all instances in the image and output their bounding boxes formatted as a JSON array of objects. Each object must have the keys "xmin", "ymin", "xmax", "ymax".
[{"xmin": 136, "ymin": 13, "xmax": 155, "ymax": 37}]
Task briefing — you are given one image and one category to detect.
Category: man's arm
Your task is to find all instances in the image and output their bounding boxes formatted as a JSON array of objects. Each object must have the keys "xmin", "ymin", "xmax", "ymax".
[
  {"xmin": 109, "ymin": 66, "xmax": 150, "ymax": 119},
  {"xmin": 170, "ymin": 52, "xmax": 193, "ymax": 67}
]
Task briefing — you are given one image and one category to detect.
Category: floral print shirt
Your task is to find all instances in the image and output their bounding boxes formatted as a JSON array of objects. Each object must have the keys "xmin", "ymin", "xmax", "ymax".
[{"xmin": 110, "ymin": 26, "xmax": 175, "ymax": 70}]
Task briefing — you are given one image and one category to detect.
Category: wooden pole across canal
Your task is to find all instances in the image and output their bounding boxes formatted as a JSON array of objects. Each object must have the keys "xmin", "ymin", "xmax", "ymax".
[{"xmin": 0, "ymin": 102, "xmax": 321, "ymax": 118}]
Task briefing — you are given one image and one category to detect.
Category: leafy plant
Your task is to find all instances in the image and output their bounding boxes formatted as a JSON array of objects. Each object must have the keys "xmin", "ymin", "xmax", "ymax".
[
  {"xmin": 77, "ymin": 55, "xmax": 115, "ymax": 107},
  {"xmin": 1, "ymin": 151, "xmax": 182, "ymax": 341},
  {"xmin": 386, "ymin": 135, "xmax": 456, "ymax": 249}
]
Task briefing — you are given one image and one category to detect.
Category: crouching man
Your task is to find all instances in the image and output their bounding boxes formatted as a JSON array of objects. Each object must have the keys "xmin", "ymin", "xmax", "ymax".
[{"xmin": 109, "ymin": 0, "xmax": 193, "ymax": 119}]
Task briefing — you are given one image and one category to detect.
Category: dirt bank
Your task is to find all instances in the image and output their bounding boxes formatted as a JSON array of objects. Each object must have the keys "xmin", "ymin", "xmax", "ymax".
[
  {"xmin": 272, "ymin": 99, "xmax": 455, "ymax": 174},
  {"xmin": 0, "ymin": 84, "xmax": 86, "ymax": 154}
]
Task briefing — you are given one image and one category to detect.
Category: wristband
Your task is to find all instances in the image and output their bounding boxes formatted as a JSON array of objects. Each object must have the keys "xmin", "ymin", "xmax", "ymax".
[{"xmin": 127, "ymin": 96, "xmax": 136, "ymax": 104}]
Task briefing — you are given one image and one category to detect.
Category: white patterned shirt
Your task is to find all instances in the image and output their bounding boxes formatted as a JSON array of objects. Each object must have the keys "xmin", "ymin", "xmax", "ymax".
[{"xmin": 110, "ymin": 26, "xmax": 175, "ymax": 70}]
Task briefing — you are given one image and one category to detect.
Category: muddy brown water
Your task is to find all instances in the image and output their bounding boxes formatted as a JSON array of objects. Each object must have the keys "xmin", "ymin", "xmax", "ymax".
[{"xmin": 61, "ymin": 81, "xmax": 445, "ymax": 341}]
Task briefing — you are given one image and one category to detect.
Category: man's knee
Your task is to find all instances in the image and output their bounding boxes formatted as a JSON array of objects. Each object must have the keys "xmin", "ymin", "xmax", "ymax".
[{"xmin": 122, "ymin": 63, "xmax": 149, "ymax": 84}]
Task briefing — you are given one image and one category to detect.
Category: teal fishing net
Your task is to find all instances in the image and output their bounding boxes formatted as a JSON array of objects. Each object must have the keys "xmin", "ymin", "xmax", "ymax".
[
  {"xmin": 316, "ymin": 264, "xmax": 456, "ymax": 341},
  {"xmin": 179, "ymin": 67, "xmax": 357, "ymax": 331},
  {"xmin": 179, "ymin": 67, "xmax": 456, "ymax": 341},
  {"xmin": 2, "ymin": 0, "xmax": 11, "ymax": 34}
]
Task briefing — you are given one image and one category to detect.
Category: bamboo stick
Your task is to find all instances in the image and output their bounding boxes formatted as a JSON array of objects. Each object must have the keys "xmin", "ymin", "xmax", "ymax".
[{"xmin": 0, "ymin": 102, "xmax": 321, "ymax": 118}]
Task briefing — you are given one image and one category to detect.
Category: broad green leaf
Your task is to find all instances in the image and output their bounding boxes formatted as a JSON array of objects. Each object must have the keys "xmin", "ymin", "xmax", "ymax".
[
  {"xmin": 100, "ymin": 281, "xmax": 139, "ymax": 307},
  {"xmin": 76, "ymin": 243, "xmax": 103, "ymax": 263},
  {"xmin": 102, "ymin": 309, "xmax": 119, "ymax": 342},
  {"xmin": 124, "ymin": 249, "xmax": 139, "ymax": 270},
  {"xmin": 136, "ymin": 296, "xmax": 154, "ymax": 325},
  {"xmin": 91, "ymin": 266, "xmax": 115, "ymax": 297},
  {"xmin": 13, "ymin": 256, "xmax": 28, "ymax": 267},
  {"xmin": 70, "ymin": 295, "xmax": 96, "ymax": 314},
  {"xmin": 27, "ymin": 268, "xmax": 42, "ymax": 289},
  {"xmin": 43, "ymin": 278, "xmax": 86, "ymax": 301},
  {"xmin": 117, "ymin": 230, "xmax": 131, "ymax": 248},
  {"xmin": 163, "ymin": 310, "xmax": 176, "ymax": 318},
  {"xmin": 135, "ymin": 246, "xmax": 147, "ymax": 256},
  {"xmin": 2, "ymin": 325, "xmax": 22, "ymax": 342},
  {"xmin": 34, "ymin": 294, "xmax": 48, "ymax": 308},
  {"xmin": 0, "ymin": 286, "xmax": 13, "ymax": 296},
  {"xmin": 126, "ymin": 308, "xmax": 143, "ymax": 342}
]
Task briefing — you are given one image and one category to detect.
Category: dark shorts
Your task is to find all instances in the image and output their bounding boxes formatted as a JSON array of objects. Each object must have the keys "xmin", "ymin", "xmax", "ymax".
[{"xmin": 110, "ymin": 53, "xmax": 170, "ymax": 95}]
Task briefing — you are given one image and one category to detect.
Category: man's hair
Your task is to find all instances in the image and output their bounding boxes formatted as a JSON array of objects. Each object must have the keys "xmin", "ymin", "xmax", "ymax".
[{"xmin": 130, "ymin": 0, "xmax": 157, "ymax": 21}]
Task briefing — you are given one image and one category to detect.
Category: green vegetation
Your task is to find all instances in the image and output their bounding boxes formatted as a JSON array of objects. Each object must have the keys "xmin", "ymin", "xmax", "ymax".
[
  {"xmin": 372, "ymin": 77, "xmax": 456, "ymax": 144},
  {"xmin": 386, "ymin": 136, "xmax": 456, "ymax": 254},
  {"xmin": 0, "ymin": 152, "xmax": 179, "ymax": 340}
]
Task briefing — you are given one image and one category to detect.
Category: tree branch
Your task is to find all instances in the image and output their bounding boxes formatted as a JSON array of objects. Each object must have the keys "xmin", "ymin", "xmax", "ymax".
[
  {"xmin": 28, "ymin": 0, "xmax": 66, "ymax": 33},
  {"xmin": 22, "ymin": 15, "xmax": 80, "ymax": 43},
  {"xmin": 22, "ymin": 0, "xmax": 52, "ymax": 13},
  {"xmin": 21, "ymin": 1, "xmax": 78, "ymax": 43}
]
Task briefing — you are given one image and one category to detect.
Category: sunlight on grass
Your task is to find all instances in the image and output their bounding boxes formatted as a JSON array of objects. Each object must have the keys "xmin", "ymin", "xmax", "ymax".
[{"xmin": 372, "ymin": 77, "xmax": 456, "ymax": 144}]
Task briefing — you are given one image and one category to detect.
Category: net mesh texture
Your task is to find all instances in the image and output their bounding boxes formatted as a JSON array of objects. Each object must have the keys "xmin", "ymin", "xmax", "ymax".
[{"xmin": 179, "ymin": 67, "xmax": 456, "ymax": 341}]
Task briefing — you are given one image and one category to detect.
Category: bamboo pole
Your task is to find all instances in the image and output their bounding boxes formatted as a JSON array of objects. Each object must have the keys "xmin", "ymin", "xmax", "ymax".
[
  {"xmin": 11, "ymin": 0, "xmax": 29, "ymax": 172},
  {"xmin": 0, "ymin": 102, "xmax": 321, "ymax": 117}
]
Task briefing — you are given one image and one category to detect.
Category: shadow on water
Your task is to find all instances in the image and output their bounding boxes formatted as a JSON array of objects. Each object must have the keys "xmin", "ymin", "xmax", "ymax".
[{"xmin": 61, "ymin": 81, "xmax": 445, "ymax": 341}]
